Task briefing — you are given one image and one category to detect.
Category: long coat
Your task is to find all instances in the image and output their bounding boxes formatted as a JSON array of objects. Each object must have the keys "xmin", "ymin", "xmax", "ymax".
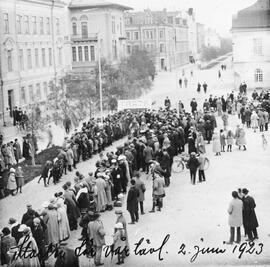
[
  {"xmin": 44, "ymin": 208, "xmax": 60, "ymax": 245},
  {"xmin": 243, "ymin": 196, "xmax": 259, "ymax": 230},
  {"xmin": 127, "ymin": 186, "xmax": 139, "ymax": 212},
  {"xmin": 57, "ymin": 203, "xmax": 71, "ymax": 241},
  {"xmin": 212, "ymin": 133, "xmax": 221, "ymax": 153},
  {"xmin": 134, "ymin": 177, "xmax": 146, "ymax": 202},
  {"xmin": 228, "ymin": 198, "xmax": 243, "ymax": 227},
  {"xmin": 13, "ymin": 142, "xmax": 22, "ymax": 161},
  {"xmin": 95, "ymin": 178, "xmax": 108, "ymax": 212},
  {"xmin": 7, "ymin": 172, "xmax": 17, "ymax": 191},
  {"xmin": 87, "ymin": 220, "xmax": 106, "ymax": 247},
  {"xmin": 66, "ymin": 149, "xmax": 74, "ymax": 165},
  {"xmin": 238, "ymin": 129, "xmax": 246, "ymax": 145}
]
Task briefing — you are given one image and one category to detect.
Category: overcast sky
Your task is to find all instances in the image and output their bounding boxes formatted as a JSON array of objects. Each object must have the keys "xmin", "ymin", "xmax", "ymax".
[{"xmin": 115, "ymin": 0, "xmax": 257, "ymax": 37}]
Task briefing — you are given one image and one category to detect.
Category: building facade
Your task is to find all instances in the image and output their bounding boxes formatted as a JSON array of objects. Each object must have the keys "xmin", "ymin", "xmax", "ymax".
[
  {"xmin": 68, "ymin": 1, "xmax": 131, "ymax": 75},
  {"xmin": 125, "ymin": 9, "xmax": 189, "ymax": 71},
  {"xmin": 232, "ymin": 0, "xmax": 270, "ymax": 90},
  {"xmin": 196, "ymin": 22, "xmax": 205, "ymax": 53},
  {"xmin": 204, "ymin": 28, "xmax": 221, "ymax": 48},
  {"xmin": 0, "ymin": 0, "xmax": 70, "ymax": 124}
]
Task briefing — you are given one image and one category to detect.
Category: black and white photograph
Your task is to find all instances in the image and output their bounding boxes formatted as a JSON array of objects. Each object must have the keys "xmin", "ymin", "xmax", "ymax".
[{"xmin": 0, "ymin": 0, "xmax": 270, "ymax": 266}]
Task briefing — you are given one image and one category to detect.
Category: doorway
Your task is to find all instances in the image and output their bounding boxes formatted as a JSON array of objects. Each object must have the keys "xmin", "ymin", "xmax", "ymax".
[
  {"xmin": 8, "ymin": 89, "xmax": 14, "ymax": 117},
  {"xmin": 161, "ymin": 58, "xmax": 165, "ymax": 70}
]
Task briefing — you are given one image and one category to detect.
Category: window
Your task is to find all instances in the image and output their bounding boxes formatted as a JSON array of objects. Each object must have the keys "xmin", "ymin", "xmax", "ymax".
[
  {"xmin": 27, "ymin": 49, "xmax": 32, "ymax": 68},
  {"xmin": 19, "ymin": 49, "xmax": 24, "ymax": 70},
  {"xmin": 126, "ymin": 32, "xmax": 130, "ymax": 40},
  {"xmin": 72, "ymin": 47, "xmax": 76, "ymax": 61},
  {"xmin": 46, "ymin": 17, "xmax": 50, "ymax": 34},
  {"xmin": 160, "ymin": 43, "xmax": 165, "ymax": 53},
  {"xmin": 150, "ymin": 31, "xmax": 154, "ymax": 39},
  {"xmin": 40, "ymin": 17, "xmax": 44, "ymax": 34},
  {"xmin": 255, "ymin": 69, "xmax": 263, "ymax": 82},
  {"xmin": 84, "ymin": 46, "xmax": 89, "ymax": 61},
  {"xmin": 42, "ymin": 48, "xmax": 46, "ymax": 66},
  {"xmin": 159, "ymin": 30, "xmax": 164, "ymax": 39},
  {"xmin": 120, "ymin": 17, "xmax": 123, "ymax": 35},
  {"xmin": 127, "ymin": 45, "xmax": 131, "ymax": 55},
  {"xmin": 36, "ymin": 83, "xmax": 41, "ymax": 99},
  {"xmin": 29, "ymin": 85, "xmax": 34, "ymax": 102},
  {"xmin": 175, "ymin": 18, "xmax": 180, "ymax": 25},
  {"xmin": 112, "ymin": 40, "xmax": 117, "ymax": 60},
  {"xmin": 4, "ymin": 13, "xmax": 9, "ymax": 33},
  {"xmin": 134, "ymin": 32, "xmax": 139, "ymax": 40},
  {"xmin": 112, "ymin": 16, "xmax": 115, "ymax": 34},
  {"xmin": 90, "ymin": 46, "xmax": 95, "ymax": 61},
  {"xmin": 35, "ymin": 48, "xmax": 39, "ymax": 67},
  {"xmin": 32, "ymin": 16, "xmax": 37, "ymax": 34},
  {"xmin": 145, "ymin": 30, "xmax": 149, "ymax": 39},
  {"xmin": 16, "ymin": 15, "xmax": 22, "ymax": 34},
  {"xmin": 81, "ymin": 22, "xmax": 88, "ymax": 38},
  {"xmin": 24, "ymin": 16, "xmax": 29, "ymax": 34},
  {"xmin": 21, "ymin": 87, "xmax": 26, "ymax": 104},
  {"xmin": 58, "ymin": 47, "xmax": 62, "ymax": 65},
  {"xmin": 56, "ymin": 18, "xmax": 60, "ymax": 35},
  {"xmin": 253, "ymin": 38, "xmax": 262, "ymax": 56},
  {"xmin": 48, "ymin": 48, "xmax": 52, "ymax": 66},
  {"xmin": 43, "ymin": 82, "xmax": 48, "ymax": 98},
  {"xmin": 7, "ymin": 50, "xmax": 12, "ymax": 72},
  {"xmin": 167, "ymin": 16, "xmax": 173, "ymax": 24},
  {"xmin": 72, "ymin": 22, "xmax": 77, "ymax": 35},
  {"xmin": 78, "ymin": 46, "xmax": 82, "ymax": 61}
]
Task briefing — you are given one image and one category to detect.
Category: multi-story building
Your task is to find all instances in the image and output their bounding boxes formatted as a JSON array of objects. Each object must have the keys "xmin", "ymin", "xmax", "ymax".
[
  {"xmin": 196, "ymin": 23, "xmax": 205, "ymax": 53},
  {"xmin": 68, "ymin": 1, "xmax": 132, "ymax": 75},
  {"xmin": 204, "ymin": 28, "xmax": 221, "ymax": 48},
  {"xmin": 0, "ymin": 0, "xmax": 70, "ymax": 124},
  {"xmin": 125, "ymin": 9, "xmax": 189, "ymax": 71},
  {"xmin": 232, "ymin": 0, "xmax": 270, "ymax": 90}
]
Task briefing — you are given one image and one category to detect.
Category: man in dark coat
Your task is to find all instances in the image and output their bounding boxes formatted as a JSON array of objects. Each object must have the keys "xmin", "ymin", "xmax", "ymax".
[
  {"xmin": 21, "ymin": 204, "xmax": 40, "ymax": 227},
  {"xmin": 22, "ymin": 137, "xmax": 31, "ymax": 160},
  {"xmin": 111, "ymin": 161, "xmax": 123, "ymax": 200},
  {"xmin": 159, "ymin": 149, "xmax": 171, "ymax": 187},
  {"xmin": 190, "ymin": 99, "xmax": 198, "ymax": 114},
  {"xmin": 126, "ymin": 179, "xmax": 139, "ymax": 224},
  {"xmin": 186, "ymin": 152, "xmax": 200, "ymax": 185},
  {"xmin": 242, "ymin": 188, "xmax": 259, "ymax": 241}
]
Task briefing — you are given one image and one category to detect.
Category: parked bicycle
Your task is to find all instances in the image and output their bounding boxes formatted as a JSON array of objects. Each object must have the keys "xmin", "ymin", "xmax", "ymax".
[{"xmin": 172, "ymin": 153, "xmax": 210, "ymax": 173}]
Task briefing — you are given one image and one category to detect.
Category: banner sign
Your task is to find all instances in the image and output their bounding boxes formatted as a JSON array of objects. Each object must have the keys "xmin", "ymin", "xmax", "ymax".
[{"xmin": 118, "ymin": 99, "xmax": 152, "ymax": 111}]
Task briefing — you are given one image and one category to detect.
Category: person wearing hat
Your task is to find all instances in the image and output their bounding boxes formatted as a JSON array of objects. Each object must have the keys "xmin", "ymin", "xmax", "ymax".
[
  {"xmin": 7, "ymin": 168, "xmax": 17, "ymax": 196},
  {"xmin": 113, "ymin": 222, "xmax": 128, "ymax": 265},
  {"xmin": 8, "ymin": 218, "xmax": 23, "ymax": 243},
  {"xmin": 186, "ymin": 152, "xmax": 200, "ymax": 185},
  {"xmin": 127, "ymin": 179, "xmax": 140, "ymax": 224},
  {"xmin": 57, "ymin": 199, "xmax": 71, "ymax": 242},
  {"xmin": 21, "ymin": 204, "xmax": 40, "ymax": 228},
  {"xmin": 1, "ymin": 227, "xmax": 16, "ymax": 266},
  {"xmin": 242, "ymin": 188, "xmax": 259, "ymax": 241},
  {"xmin": 87, "ymin": 212, "xmax": 106, "ymax": 265},
  {"xmin": 225, "ymin": 191, "xmax": 243, "ymax": 244},
  {"xmin": 15, "ymin": 166, "xmax": 24, "ymax": 194},
  {"xmin": 16, "ymin": 226, "xmax": 40, "ymax": 266}
]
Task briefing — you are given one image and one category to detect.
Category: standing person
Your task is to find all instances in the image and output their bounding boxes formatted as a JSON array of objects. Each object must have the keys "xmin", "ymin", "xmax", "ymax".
[
  {"xmin": 212, "ymin": 131, "xmax": 221, "ymax": 156},
  {"xmin": 115, "ymin": 210, "xmax": 129, "ymax": 252},
  {"xmin": 186, "ymin": 152, "xmax": 200, "ymax": 185},
  {"xmin": 160, "ymin": 149, "xmax": 171, "ymax": 187},
  {"xmin": 262, "ymin": 133, "xmax": 267, "ymax": 150},
  {"xmin": 95, "ymin": 173, "xmax": 108, "ymax": 212},
  {"xmin": 220, "ymin": 129, "xmax": 226, "ymax": 152},
  {"xmin": 179, "ymin": 78, "xmax": 182, "ymax": 88},
  {"xmin": 218, "ymin": 70, "xmax": 221, "ymax": 79},
  {"xmin": 184, "ymin": 77, "xmax": 188, "ymax": 88},
  {"xmin": 196, "ymin": 132, "xmax": 206, "ymax": 154},
  {"xmin": 242, "ymin": 188, "xmax": 259, "ymax": 241},
  {"xmin": 66, "ymin": 146, "xmax": 74, "ymax": 172},
  {"xmin": 263, "ymin": 109, "xmax": 269, "ymax": 131},
  {"xmin": 57, "ymin": 198, "xmax": 71, "ymax": 241},
  {"xmin": 43, "ymin": 203, "xmax": 60, "ymax": 245},
  {"xmin": 251, "ymin": 111, "xmax": 259, "ymax": 133},
  {"xmin": 238, "ymin": 127, "xmax": 247, "ymax": 151},
  {"xmin": 46, "ymin": 125, "xmax": 53, "ymax": 149},
  {"xmin": 13, "ymin": 139, "xmax": 22, "ymax": 164},
  {"xmin": 225, "ymin": 191, "xmax": 243, "ymax": 244},
  {"xmin": 7, "ymin": 168, "xmax": 17, "ymax": 196},
  {"xmin": 113, "ymin": 223, "xmax": 127, "ymax": 265},
  {"xmin": 87, "ymin": 212, "xmax": 106, "ymax": 266},
  {"xmin": 198, "ymin": 153, "xmax": 206, "ymax": 182},
  {"xmin": 143, "ymin": 143, "xmax": 154, "ymax": 174},
  {"xmin": 149, "ymin": 171, "xmax": 165, "ymax": 212},
  {"xmin": 164, "ymin": 96, "xmax": 171, "ymax": 110},
  {"xmin": 226, "ymin": 129, "xmax": 234, "ymax": 152},
  {"xmin": 1, "ymin": 227, "xmax": 16, "ymax": 266},
  {"xmin": 126, "ymin": 179, "xmax": 139, "ymax": 224},
  {"xmin": 15, "ymin": 166, "xmax": 24, "ymax": 194},
  {"xmin": 197, "ymin": 82, "xmax": 201, "ymax": 93},
  {"xmin": 190, "ymin": 98, "xmax": 198, "ymax": 114},
  {"xmin": 203, "ymin": 82, "xmax": 208, "ymax": 93},
  {"xmin": 221, "ymin": 111, "xmax": 229, "ymax": 130},
  {"xmin": 134, "ymin": 172, "xmax": 146, "ymax": 215}
]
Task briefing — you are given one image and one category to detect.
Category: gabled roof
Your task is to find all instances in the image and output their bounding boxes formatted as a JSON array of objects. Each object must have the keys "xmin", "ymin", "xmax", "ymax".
[
  {"xmin": 232, "ymin": 0, "xmax": 270, "ymax": 29},
  {"xmin": 69, "ymin": 0, "xmax": 132, "ymax": 11}
]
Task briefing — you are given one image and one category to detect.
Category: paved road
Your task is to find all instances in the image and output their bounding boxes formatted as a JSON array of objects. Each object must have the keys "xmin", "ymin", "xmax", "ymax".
[{"xmin": 1, "ymin": 58, "xmax": 270, "ymax": 266}]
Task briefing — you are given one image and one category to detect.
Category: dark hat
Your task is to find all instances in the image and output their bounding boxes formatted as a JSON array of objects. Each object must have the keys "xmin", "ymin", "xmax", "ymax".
[
  {"xmin": 8, "ymin": 218, "xmax": 16, "ymax": 224},
  {"xmin": 242, "ymin": 188, "xmax": 249, "ymax": 194}
]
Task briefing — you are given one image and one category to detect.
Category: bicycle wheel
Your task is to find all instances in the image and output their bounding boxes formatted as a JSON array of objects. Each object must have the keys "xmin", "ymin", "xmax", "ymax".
[
  {"xmin": 204, "ymin": 158, "xmax": 210, "ymax": 170},
  {"xmin": 172, "ymin": 160, "xmax": 185, "ymax": 173}
]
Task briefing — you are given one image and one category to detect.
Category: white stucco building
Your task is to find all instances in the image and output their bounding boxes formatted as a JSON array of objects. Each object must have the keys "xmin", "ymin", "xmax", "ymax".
[
  {"xmin": 232, "ymin": 0, "xmax": 270, "ymax": 91},
  {"xmin": 204, "ymin": 28, "xmax": 221, "ymax": 49},
  {"xmin": 0, "ymin": 0, "xmax": 71, "ymax": 124}
]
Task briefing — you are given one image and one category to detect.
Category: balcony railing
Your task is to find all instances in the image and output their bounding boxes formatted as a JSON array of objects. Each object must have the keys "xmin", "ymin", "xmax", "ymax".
[{"xmin": 71, "ymin": 34, "xmax": 98, "ymax": 42}]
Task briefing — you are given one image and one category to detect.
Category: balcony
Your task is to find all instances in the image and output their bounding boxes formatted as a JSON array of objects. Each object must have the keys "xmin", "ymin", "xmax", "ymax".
[{"xmin": 71, "ymin": 34, "xmax": 98, "ymax": 43}]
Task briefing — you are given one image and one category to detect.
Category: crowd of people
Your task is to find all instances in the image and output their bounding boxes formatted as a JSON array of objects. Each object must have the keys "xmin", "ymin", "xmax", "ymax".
[{"xmin": 0, "ymin": 82, "xmax": 269, "ymax": 266}]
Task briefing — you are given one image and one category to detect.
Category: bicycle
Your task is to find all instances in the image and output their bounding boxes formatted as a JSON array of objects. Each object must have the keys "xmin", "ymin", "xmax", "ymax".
[{"xmin": 172, "ymin": 153, "xmax": 210, "ymax": 173}]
